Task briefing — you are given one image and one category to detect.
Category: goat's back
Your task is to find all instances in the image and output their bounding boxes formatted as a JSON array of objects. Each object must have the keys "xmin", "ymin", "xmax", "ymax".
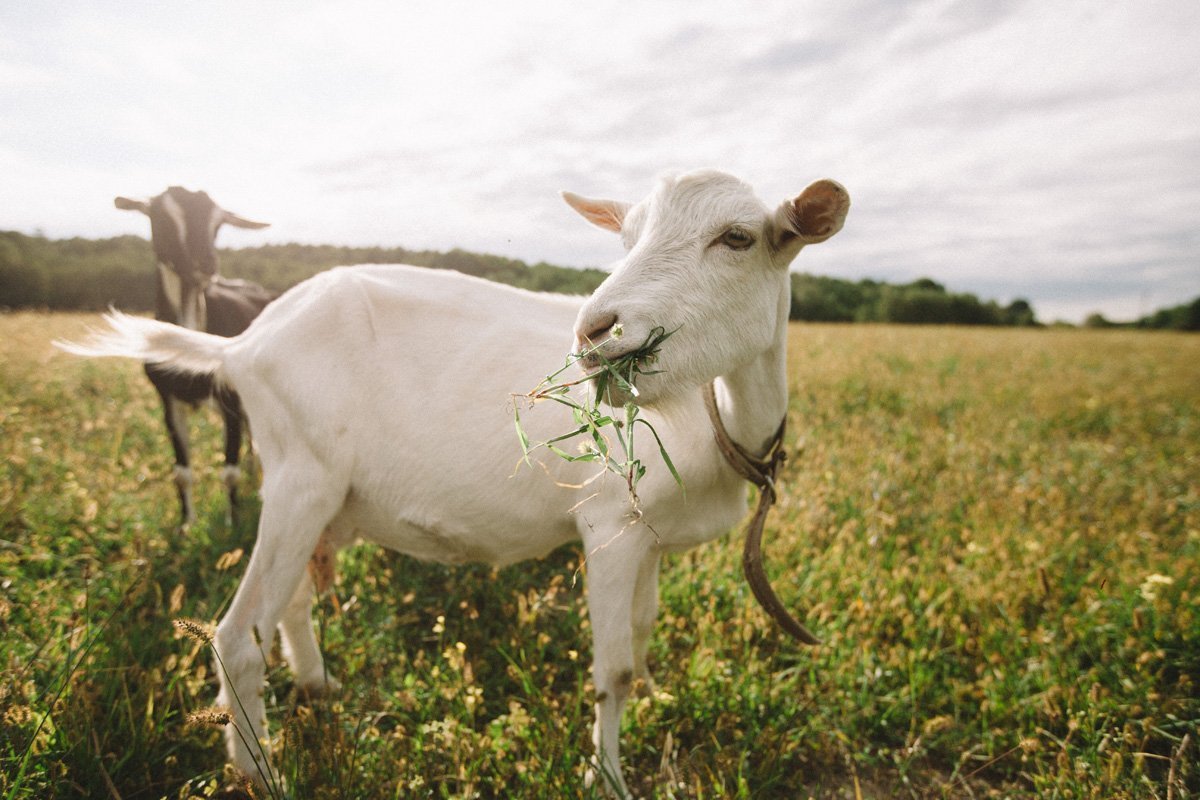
[{"xmin": 221, "ymin": 264, "xmax": 607, "ymax": 561}]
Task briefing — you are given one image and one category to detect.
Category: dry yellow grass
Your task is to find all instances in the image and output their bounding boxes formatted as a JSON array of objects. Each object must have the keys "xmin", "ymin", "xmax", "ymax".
[{"xmin": 1, "ymin": 312, "xmax": 1196, "ymax": 798}]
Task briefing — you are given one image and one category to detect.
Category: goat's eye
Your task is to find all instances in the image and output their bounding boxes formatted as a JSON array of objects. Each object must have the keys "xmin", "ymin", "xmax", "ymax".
[{"xmin": 718, "ymin": 228, "xmax": 755, "ymax": 251}]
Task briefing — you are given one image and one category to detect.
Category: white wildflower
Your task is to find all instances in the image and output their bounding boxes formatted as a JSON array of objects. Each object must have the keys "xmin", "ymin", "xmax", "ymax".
[{"xmin": 1139, "ymin": 573, "xmax": 1173, "ymax": 602}]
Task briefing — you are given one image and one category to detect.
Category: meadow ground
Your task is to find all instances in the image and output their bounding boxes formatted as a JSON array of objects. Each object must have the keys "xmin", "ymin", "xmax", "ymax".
[{"xmin": 0, "ymin": 311, "xmax": 1196, "ymax": 799}]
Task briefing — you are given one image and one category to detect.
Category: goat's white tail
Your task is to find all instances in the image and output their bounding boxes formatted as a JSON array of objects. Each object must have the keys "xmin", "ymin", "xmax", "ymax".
[{"xmin": 55, "ymin": 311, "xmax": 230, "ymax": 377}]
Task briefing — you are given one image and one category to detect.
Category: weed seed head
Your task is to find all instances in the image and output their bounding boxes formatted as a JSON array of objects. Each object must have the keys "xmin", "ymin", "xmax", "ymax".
[
  {"xmin": 186, "ymin": 708, "xmax": 233, "ymax": 728},
  {"xmin": 173, "ymin": 617, "xmax": 215, "ymax": 643}
]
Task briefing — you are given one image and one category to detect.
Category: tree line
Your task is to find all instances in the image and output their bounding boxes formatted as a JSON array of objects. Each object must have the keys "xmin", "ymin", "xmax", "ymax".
[
  {"xmin": 1083, "ymin": 299, "xmax": 1200, "ymax": 331},
  {"xmin": 788, "ymin": 274, "xmax": 1039, "ymax": 326},
  {"xmin": 2, "ymin": 229, "xmax": 1195, "ymax": 328},
  {"xmin": 0, "ymin": 231, "xmax": 608, "ymax": 311}
]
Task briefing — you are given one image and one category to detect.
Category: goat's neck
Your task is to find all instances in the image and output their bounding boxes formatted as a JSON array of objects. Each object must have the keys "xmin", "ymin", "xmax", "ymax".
[
  {"xmin": 711, "ymin": 295, "xmax": 790, "ymax": 458},
  {"xmin": 157, "ymin": 263, "xmax": 207, "ymax": 330}
]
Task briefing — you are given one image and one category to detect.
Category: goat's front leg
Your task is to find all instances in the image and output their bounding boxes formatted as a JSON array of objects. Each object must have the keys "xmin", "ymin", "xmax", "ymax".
[
  {"xmin": 156, "ymin": 390, "xmax": 195, "ymax": 529},
  {"xmin": 583, "ymin": 528, "xmax": 658, "ymax": 798},
  {"xmin": 631, "ymin": 552, "xmax": 661, "ymax": 697}
]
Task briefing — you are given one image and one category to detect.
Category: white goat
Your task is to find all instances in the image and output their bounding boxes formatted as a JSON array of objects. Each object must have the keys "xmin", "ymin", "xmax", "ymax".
[{"xmin": 63, "ymin": 170, "xmax": 849, "ymax": 796}]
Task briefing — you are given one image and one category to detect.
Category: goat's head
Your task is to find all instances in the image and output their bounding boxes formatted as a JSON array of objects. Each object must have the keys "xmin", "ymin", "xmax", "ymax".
[
  {"xmin": 567, "ymin": 170, "xmax": 850, "ymax": 405},
  {"xmin": 115, "ymin": 186, "xmax": 269, "ymax": 291}
]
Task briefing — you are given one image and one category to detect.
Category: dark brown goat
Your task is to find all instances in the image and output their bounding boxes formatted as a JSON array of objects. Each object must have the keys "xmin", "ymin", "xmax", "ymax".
[{"xmin": 115, "ymin": 186, "xmax": 275, "ymax": 527}]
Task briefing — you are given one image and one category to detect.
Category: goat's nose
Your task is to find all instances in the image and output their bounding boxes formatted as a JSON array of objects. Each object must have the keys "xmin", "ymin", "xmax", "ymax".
[{"xmin": 576, "ymin": 312, "xmax": 618, "ymax": 348}]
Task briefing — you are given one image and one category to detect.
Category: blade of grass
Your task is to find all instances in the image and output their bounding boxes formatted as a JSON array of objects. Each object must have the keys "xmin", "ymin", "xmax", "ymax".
[{"xmin": 7, "ymin": 571, "xmax": 145, "ymax": 800}]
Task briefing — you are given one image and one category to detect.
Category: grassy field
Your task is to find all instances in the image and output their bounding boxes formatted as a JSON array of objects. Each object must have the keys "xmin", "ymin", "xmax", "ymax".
[{"xmin": 1, "ymin": 311, "xmax": 1196, "ymax": 799}]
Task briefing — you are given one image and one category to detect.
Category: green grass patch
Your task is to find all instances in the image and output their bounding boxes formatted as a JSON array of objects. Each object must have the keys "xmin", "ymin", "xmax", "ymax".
[{"xmin": 1, "ymin": 313, "xmax": 1196, "ymax": 798}]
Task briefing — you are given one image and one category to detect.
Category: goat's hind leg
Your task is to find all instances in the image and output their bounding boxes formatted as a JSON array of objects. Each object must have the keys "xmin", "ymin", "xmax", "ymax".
[
  {"xmin": 212, "ymin": 466, "xmax": 346, "ymax": 790},
  {"xmin": 216, "ymin": 388, "xmax": 243, "ymax": 528},
  {"xmin": 279, "ymin": 529, "xmax": 343, "ymax": 696}
]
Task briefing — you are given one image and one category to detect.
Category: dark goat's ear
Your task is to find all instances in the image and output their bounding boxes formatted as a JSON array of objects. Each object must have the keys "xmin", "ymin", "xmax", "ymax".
[{"xmin": 114, "ymin": 196, "xmax": 150, "ymax": 215}]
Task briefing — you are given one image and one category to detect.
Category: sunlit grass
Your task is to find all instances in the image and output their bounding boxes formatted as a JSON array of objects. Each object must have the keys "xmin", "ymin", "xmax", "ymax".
[{"xmin": 1, "ymin": 312, "xmax": 1196, "ymax": 798}]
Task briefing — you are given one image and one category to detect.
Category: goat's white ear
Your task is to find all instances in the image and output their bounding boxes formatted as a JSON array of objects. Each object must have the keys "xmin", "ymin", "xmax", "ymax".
[
  {"xmin": 114, "ymin": 196, "xmax": 150, "ymax": 215},
  {"xmin": 771, "ymin": 179, "xmax": 850, "ymax": 255},
  {"xmin": 561, "ymin": 191, "xmax": 629, "ymax": 233},
  {"xmin": 222, "ymin": 211, "xmax": 270, "ymax": 230}
]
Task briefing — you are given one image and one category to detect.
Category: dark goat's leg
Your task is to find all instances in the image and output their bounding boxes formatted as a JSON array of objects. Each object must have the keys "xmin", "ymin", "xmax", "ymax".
[
  {"xmin": 157, "ymin": 390, "xmax": 194, "ymax": 528},
  {"xmin": 217, "ymin": 389, "xmax": 243, "ymax": 527}
]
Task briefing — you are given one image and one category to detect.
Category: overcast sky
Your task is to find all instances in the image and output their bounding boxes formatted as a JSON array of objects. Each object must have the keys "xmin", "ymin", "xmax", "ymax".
[{"xmin": 2, "ymin": 1, "xmax": 1197, "ymax": 322}]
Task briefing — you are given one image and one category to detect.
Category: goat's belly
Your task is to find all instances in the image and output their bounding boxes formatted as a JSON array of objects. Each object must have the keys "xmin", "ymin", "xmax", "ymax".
[{"xmin": 333, "ymin": 492, "xmax": 578, "ymax": 567}]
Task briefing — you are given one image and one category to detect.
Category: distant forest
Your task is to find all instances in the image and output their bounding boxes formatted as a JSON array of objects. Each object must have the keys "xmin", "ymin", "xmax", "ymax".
[{"xmin": 2, "ymin": 230, "xmax": 1196, "ymax": 329}]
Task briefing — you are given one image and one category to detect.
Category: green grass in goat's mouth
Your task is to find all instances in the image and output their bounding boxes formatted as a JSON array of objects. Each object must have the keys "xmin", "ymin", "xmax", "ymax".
[{"xmin": 513, "ymin": 325, "xmax": 682, "ymax": 506}]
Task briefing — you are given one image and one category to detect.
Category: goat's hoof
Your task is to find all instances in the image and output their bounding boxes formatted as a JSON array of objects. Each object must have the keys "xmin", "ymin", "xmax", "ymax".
[
  {"xmin": 296, "ymin": 676, "xmax": 342, "ymax": 701},
  {"xmin": 632, "ymin": 675, "xmax": 656, "ymax": 700},
  {"xmin": 584, "ymin": 762, "xmax": 633, "ymax": 799},
  {"xmin": 223, "ymin": 762, "xmax": 283, "ymax": 799},
  {"xmin": 212, "ymin": 784, "xmax": 253, "ymax": 800},
  {"xmin": 212, "ymin": 787, "xmax": 252, "ymax": 800}
]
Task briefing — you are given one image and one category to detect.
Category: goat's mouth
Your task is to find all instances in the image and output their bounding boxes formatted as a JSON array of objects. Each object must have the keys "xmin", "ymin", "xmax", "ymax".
[
  {"xmin": 576, "ymin": 345, "xmax": 634, "ymax": 375},
  {"xmin": 574, "ymin": 349, "xmax": 602, "ymax": 374},
  {"xmin": 574, "ymin": 325, "xmax": 676, "ymax": 405}
]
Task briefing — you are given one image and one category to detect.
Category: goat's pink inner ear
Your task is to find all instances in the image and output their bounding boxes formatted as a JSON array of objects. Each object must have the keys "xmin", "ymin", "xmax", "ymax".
[
  {"xmin": 561, "ymin": 191, "xmax": 629, "ymax": 233},
  {"xmin": 785, "ymin": 180, "xmax": 850, "ymax": 243}
]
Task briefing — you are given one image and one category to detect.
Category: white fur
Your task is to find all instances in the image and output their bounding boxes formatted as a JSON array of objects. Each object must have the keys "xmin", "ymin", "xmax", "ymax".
[
  {"xmin": 155, "ymin": 262, "xmax": 207, "ymax": 331},
  {"xmin": 159, "ymin": 191, "xmax": 188, "ymax": 250},
  {"xmin": 172, "ymin": 464, "xmax": 193, "ymax": 489},
  {"xmin": 63, "ymin": 170, "xmax": 849, "ymax": 797},
  {"xmin": 157, "ymin": 263, "xmax": 184, "ymax": 320}
]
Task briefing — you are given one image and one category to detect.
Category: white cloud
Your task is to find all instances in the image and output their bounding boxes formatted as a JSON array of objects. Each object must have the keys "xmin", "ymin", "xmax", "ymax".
[{"xmin": 1, "ymin": 0, "xmax": 1197, "ymax": 322}]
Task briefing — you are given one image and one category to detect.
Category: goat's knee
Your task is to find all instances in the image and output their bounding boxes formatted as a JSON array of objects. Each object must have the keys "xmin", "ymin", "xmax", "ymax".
[
  {"xmin": 596, "ymin": 667, "xmax": 634, "ymax": 706},
  {"xmin": 588, "ymin": 663, "xmax": 634, "ymax": 797},
  {"xmin": 222, "ymin": 464, "xmax": 240, "ymax": 518},
  {"xmin": 593, "ymin": 666, "xmax": 635, "ymax": 744}
]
